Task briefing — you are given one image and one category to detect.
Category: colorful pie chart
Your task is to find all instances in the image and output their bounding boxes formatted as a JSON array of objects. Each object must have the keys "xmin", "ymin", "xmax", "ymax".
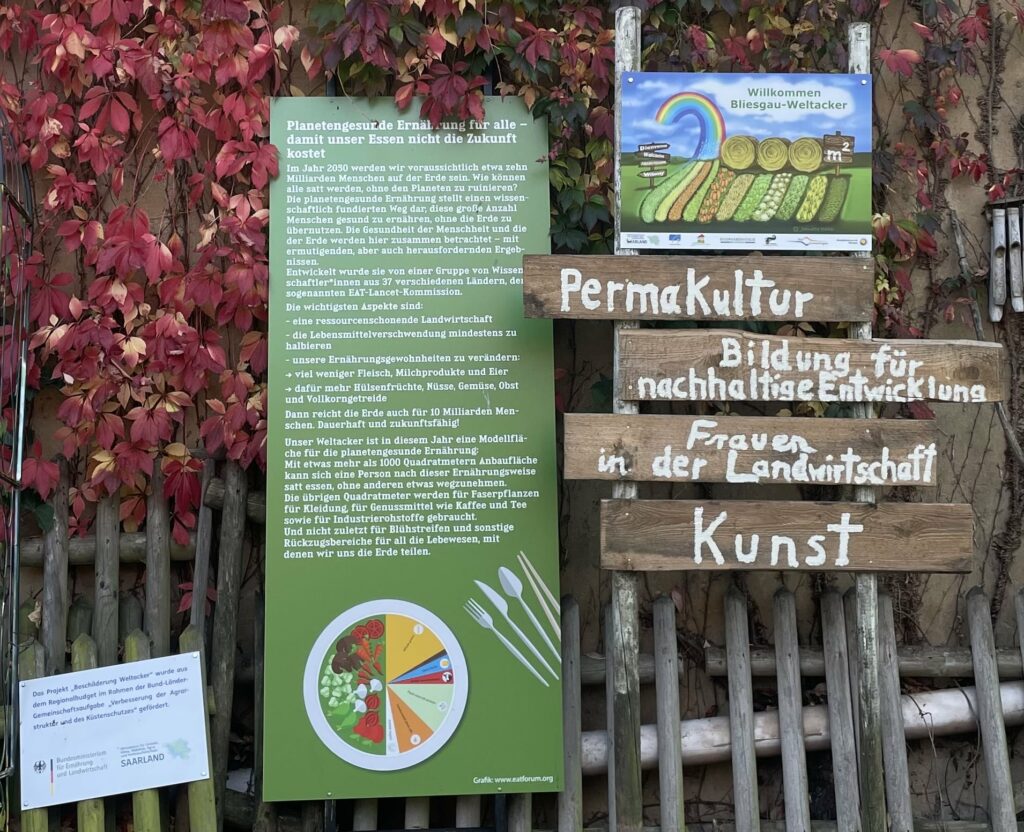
[{"xmin": 303, "ymin": 600, "xmax": 468, "ymax": 771}]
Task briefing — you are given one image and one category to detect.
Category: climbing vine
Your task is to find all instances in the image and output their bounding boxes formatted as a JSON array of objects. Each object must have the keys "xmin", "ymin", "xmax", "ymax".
[{"xmin": 0, "ymin": 0, "xmax": 1022, "ymax": 579}]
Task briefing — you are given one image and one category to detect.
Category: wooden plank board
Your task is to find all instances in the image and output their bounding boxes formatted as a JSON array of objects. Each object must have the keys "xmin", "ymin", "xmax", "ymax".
[
  {"xmin": 600, "ymin": 500, "xmax": 973, "ymax": 572},
  {"xmin": 522, "ymin": 254, "xmax": 872, "ymax": 321},
  {"xmin": 618, "ymin": 330, "xmax": 1005, "ymax": 403},
  {"xmin": 564, "ymin": 414, "xmax": 938, "ymax": 486}
]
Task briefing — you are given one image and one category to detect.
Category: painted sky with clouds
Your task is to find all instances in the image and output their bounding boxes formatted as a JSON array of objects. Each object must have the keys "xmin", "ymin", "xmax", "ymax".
[{"xmin": 621, "ymin": 73, "xmax": 872, "ymax": 159}]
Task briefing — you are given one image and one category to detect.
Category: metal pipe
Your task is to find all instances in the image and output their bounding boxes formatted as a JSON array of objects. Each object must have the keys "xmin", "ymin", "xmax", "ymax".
[{"xmin": 580, "ymin": 680, "xmax": 1024, "ymax": 774}]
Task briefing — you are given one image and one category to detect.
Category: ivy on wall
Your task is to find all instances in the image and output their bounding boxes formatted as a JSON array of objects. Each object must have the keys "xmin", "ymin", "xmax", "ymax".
[{"xmin": 0, "ymin": 0, "xmax": 1017, "ymax": 552}]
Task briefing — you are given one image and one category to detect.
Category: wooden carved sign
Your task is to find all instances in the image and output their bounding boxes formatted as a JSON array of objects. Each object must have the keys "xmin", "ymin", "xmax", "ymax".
[
  {"xmin": 601, "ymin": 500, "xmax": 973, "ymax": 573},
  {"xmin": 822, "ymin": 132, "xmax": 855, "ymax": 165},
  {"xmin": 522, "ymin": 254, "xmax": 873, "ymax": 321},
  {"xmin": 618, "ymin": 330, "xmax": 1006, "ymax": 403},
  {"xmin": 563, "ymin": 414, "xmax": 938, "ymax": 486}
]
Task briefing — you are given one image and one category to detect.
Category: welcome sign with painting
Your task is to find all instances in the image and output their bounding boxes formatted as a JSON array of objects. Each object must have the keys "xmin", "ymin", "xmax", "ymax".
[{"xmin": 617, "ymin": 72, "xmax": 872, "ymax": 251}]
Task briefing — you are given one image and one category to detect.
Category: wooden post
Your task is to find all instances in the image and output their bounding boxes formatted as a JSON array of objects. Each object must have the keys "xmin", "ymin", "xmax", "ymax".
[
  {"xmin": 301, "ymin": 802, "xmax": 325, "ymax": 832},
  {"xmin": 253, "ymin": 591, "xmax": 277, "ymax": 832},
  {"xmin": 877, "ymin": 594, "xmax": 913, "ymax": 832},
  {"xmin": 724, "ymin": 588, "xmax": 759, "ymax": 832},
  {"xmin": 73, "ymin": 635, "xmax": 104, "ymax": 831},
  {"xmin": 456, "ymin": 796, "xmax": 481, "ymax": 828},
  {"xmin": 509, "ymin": 793, "xmax": 533, "ymax": 832},
  {"xmin": 19, "ymin": 640, "xmax": 48, "ymax": 832},
  {"xmin": 847, "ymin": 21, "xmax": 887, "ymax": 832},
  {"xmin": 41, "ymin": 460, "xmax": 69, "ymax": 676},
  {"xmin": 405, "ymin": 798, "xmax": 430, "ymax": 829},
  {"xmin": 772, "ymin": 589, "xmax": 809, "ymax": 832},
  {"xmin": 125, "ymin": 630, "xmax": 162, "ymax": 832},
  {"xmin": 94, "ymin": 493, "xmax": 120, "ymax": 667},
  {"xmin": 610, "ymin": 8, "xmax": 643, "ymax": 832},
  {"xmin": 189, "ymin": 459, "xmax": 216, "ymax": 642},
  {"xmin": 605, "ymin": 606, "xmax": 616, "ymax": 827},
  {"xmin": 119, "ymin": 593, "xmax": 143, "ymax": 644},
  {"xmin": 653, "ymin": 596, "xmax": 685, "ymax": 832},
  {"xmin": 352, "ymin": 800, "xmax": 377, "ymax": 831},
  {"xmin": 68, "ymin": 595, "xmax": 94, "ymax": 641},
  {"xmin": 145, "ymin": 465, "xmax": 171, "ymax": 657},
  {"xmin": 180, "ymin": 625, "xmax": 218, "ymax": 832},
  {"xmin": 210, "ymin": 460, "xmax": 247, "ymax": 828},
  {"xmin": 820, "ymin": 591, "xmax": 860, "ymax": 831},
  {"xmin": 966, "ymin": 587, "xmax": 1017, "ymax": 830},
  {"xmin": 559, "ymin": 597, "xmax": 583, "ymax": 832}
]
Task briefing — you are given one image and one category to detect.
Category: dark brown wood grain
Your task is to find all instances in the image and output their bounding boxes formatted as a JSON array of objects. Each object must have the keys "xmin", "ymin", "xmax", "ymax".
[
  {"xmin": 601, "ymin": 500, "xmax": 973, "ymax": 572},
  {"xmin": 564, "ymin": 413, "xmax": 939, "ymax": 485},
  {"xmin": 617, "ymin": 329, "xmax": 1005, "ymax": 403},
  {"xmin": 522, "ymin": 254, "xmax": 873, "ymax": 321}
]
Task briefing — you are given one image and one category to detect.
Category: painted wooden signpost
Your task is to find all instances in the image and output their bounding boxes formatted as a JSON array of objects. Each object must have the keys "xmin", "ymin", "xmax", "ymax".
[
  {"xmin": 617, "ymin": 329, "xmax": 1005, "ymax": 404},
  {"xmin": 564, "ymin": 413, "xmax": 938, "ymax": 486},
  {"xmin": 600, "ymin": 500, "xmax": 973, "ymax": 572},
  {"xmin": 537, "ymin": 12, "xmax": 1001, "ymax": 832},
  {"xmin": 525, "ymin": 36, "xmax": 1002, "ymax": 832},
  {"xmin": 523, "ymin": 254, "xmax": 873, "ymax": 321}
]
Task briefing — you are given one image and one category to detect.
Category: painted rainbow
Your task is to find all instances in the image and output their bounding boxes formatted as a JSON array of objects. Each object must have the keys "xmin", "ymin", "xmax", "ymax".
[{"xmin": 655, "ymin": 92, "xmax": 726, "ymax": 159}]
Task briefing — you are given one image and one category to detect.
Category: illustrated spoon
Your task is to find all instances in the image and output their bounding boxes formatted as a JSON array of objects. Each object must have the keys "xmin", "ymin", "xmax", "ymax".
[
  {"xmin": 498, "ymin": 566, "xmax": 559, "ymax": 661},
  {"xmin": 474, "ymin": 580, "xmax": 557, "ymax": 679}
]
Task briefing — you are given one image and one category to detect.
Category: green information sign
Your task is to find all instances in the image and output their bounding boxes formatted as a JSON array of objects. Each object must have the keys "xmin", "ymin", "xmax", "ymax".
[{"xmin": 265, "ymin": 97, "xmax": 562, "ymax": 800}]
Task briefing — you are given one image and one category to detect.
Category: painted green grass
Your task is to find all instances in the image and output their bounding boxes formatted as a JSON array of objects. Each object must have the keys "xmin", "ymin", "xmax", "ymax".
[{"xmin": 620, "ymin": 160, "xmax": 871, "ymax": 238}]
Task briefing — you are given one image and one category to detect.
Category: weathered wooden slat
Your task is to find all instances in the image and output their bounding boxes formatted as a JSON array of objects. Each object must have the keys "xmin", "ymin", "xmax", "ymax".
[
  {"xmin": 510, "ymin": 793, "xmax": 533, "ymax": 832},
  {"xmin": 204, "ymin": 476, "xmax": 266, "ymax": 524},
  {"xmin": 653, "ymin": 596, "xmax": 685, "ymax": 832},
  {"xmin": 179, "ymin": 626, "xmax": 217, "ymax": 832},
  {"xmin": 725, "ymin": 588, "xmax": 759, "ymax": 832},
  {"xmin": 564, "ymin": 413, "xmax": 938, "ymax": 486},
  {"xmin": 189, "ymin": 459, "xmax": 215, "ymax": 641},
  {"xmin": 41, "ymin": 461, "xmax": 69, "ymax": 676},
  {"xmin": 772, "ymin": 590, "xmax": 809, "ymax": 832},
  {"xmin": 68, "ymin": 596, "xmax": 93, "ymax": 641},
  {"xmin": 119, "ymin": 593, "xmax": 143, "ymax": 643},
  {"xmin": 851, "ymin": 573, "xmax": 884, "ymax": 827},
  {"xmin": 617, "ymin": 330, "xmax": 1006, "ymax": 403},
  {"xmin": 966, "ymin": 587, "xmax": 1017, "ymax": 830},
  {"xmin": 405, "ymin": 797, "xmax": 430, "ymax": 829},
  {"xmin": 124, "ymin": 631, "xmax": 162, "ymax": 832},
  {"xmin": 604, "ymin": 606, "xmax": 616, "ymax": 830},
  {"xmin": 455, "ymin": 796, "xmax": 481, "ymax": 828},
  {"xmin": 301, "ymin": 802, "xmax": 324, "ymax": 832},
  {"xmin": 842, "ymin": 589, "xmax": 860, "ymax": 756},
  {"xmin": 559, "ymin": 598, "xmax": 583, "ymax": 832},
  {"xmin": 19, "ymin": 640, "xmax": 47, "ymax": 832},
  {"xmin": 352, "ymin": 799, "xmax": 377, "ymax": 831},
  {"xmin": 600, "ymin": 500, "xmax": 973, "ymax": 573},
  {"xmin": 1015, "ymin": 589, "xmax": 1024, "ymax": 687},
  {"xmin": 820, "ymin": 591, "xmax": 859, "ymax": 831},
  {"xmin": 705, "ymin": 644, "xmax": 1024, "ymax": 678},
  {"xmin": 73, "ymin": 635, "xmax": 105, "ymax": 831},
  {"xmin": 19, "ymin": 533, "xmax": 195, "ymax": 567},
  {"xmin": 877, "ymin": 594, "xmax": 913, "ymax": 832},
  {"xmin": 210, "ymin": 460, "xmax": 248, "ymax": 828},
  {"xmin": 522, "ymin": 254, "xmax": 872, "ymax": 321},
  {"xmin": 253, "ymin": 592, "xmax": 277, "ymax": 832},
  {"xmin": 93, "ymin": 494, "xmax": 119, "ymax": 667},
  {"xmin": 145, "ymin": 466, "xmax": 171, "ymax": 657}
]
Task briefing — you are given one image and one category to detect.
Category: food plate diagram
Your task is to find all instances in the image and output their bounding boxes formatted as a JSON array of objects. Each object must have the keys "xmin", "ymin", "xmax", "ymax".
[{"xmin": 303, "ymin": 600, "xmax": 469, "ymax": 771}]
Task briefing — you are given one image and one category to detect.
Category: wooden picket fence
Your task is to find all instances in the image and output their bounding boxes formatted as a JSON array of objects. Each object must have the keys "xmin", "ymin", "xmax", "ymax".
[{"xmin": 11, "ymin": 453, "xmax": 1024, "ymax": 830}]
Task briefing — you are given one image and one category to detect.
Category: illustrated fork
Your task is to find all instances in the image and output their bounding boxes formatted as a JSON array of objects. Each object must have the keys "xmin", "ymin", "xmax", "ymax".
[{"xmin": 464, "ymin": 598, "xmax": 549, "ymax": 687}]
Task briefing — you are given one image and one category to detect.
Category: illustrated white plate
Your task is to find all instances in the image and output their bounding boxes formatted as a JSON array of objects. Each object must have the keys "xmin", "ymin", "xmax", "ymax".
[{"xmin": 303, "ymin": 600, "xmax": 468, "ymax": 771}]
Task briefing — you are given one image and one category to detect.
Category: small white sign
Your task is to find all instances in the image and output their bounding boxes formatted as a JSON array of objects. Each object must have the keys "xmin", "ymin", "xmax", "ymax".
[{"xmin": 20, "ymin": 652, "xmax": 209, "ymax": 809}]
